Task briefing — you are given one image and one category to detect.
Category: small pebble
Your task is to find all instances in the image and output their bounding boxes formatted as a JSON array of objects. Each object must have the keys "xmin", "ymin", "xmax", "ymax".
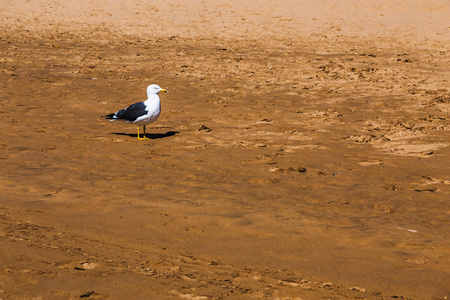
[{"xmin": 198, "ymin": 125, "xmax": 212, "ymax": 132}]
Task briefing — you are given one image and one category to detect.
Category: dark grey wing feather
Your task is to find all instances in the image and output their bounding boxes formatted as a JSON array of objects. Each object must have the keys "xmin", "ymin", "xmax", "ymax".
[{"xmin": 112, "ymin": 102, "xmax": 147, "ymax": 122}]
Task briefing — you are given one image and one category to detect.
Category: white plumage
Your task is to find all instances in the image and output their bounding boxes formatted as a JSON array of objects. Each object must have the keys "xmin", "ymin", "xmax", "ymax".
[{"xmin": 103, "ymin": 84, "xmax": 167, "ymax": 140}]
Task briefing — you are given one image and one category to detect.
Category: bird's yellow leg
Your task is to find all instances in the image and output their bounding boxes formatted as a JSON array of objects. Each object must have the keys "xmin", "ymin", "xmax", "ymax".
[
  {"xmin": 142, "ymin": 125, "xmax": 147, "ymax": 140},
  {"xmin": 137, "ymin": 125, "xmax": 150, "ymax": 140},
  {"xmin": 142, "ymin": 125, "xmax": 150, "ymax": 140},
  {"xmin": 137, "ymin": 126, "xmax": 143, "ymax": 140}
]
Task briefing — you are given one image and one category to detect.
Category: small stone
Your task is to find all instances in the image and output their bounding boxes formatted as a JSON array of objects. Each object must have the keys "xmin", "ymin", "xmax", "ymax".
[
  {"xmin": 82, "ymin": 262, "xmax": 98, "ymax": 270},
  {"xmin": 198, "ymin": 125, "xmax": 212, "ymax": 132},
  {"xmin": 75, "ymin": 262, "xmax": 98, "ymax": 270},
  {"xmin": 80, "ymin": 290, "xmax": 95, "ymax": 298},
  {"xmin": 350, "ymin": 286, "xmax": 367, "ymax": 293}
]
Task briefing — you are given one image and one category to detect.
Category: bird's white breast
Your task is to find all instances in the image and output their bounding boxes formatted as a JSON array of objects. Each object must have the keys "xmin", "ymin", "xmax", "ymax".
[{"xmin": 134, "ymin": 96, "xmax": 161, "ymax": 125}]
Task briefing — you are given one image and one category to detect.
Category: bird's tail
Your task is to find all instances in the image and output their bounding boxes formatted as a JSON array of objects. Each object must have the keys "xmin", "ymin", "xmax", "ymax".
[{"xmin": 102, "ymin": 113, "xmax": 116, "ymax": 120}]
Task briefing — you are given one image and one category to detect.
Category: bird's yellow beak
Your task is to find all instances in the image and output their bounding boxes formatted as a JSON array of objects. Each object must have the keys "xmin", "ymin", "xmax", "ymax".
[{"xmin": 160, "ymin": 89, "xmax": 168, "ymax": 93}]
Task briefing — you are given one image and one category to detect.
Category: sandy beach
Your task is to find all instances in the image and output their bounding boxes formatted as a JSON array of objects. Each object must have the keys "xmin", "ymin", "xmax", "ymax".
[{"xmin": 1, "ymin": 1, "xmax": 449, "ymax": 299}]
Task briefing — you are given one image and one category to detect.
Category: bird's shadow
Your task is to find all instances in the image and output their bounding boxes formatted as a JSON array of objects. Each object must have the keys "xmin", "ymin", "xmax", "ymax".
[{"xmin": 111, "ymin": 131, "xmax": 179, "ymax": 140}]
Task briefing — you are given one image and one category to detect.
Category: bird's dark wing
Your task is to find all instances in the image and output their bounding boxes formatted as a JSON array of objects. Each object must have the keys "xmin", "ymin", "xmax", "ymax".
[{"xmin": 112, "ymin": 102, "xmax": 147, "ymax": 122}]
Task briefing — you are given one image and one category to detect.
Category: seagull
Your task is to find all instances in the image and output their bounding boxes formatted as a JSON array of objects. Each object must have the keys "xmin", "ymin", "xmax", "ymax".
[{"xmin": 103, "ymin": 84, "xmax": 167, "ymax": 140}]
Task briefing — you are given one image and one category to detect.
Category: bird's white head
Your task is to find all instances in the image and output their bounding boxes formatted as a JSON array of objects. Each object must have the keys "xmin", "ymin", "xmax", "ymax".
[{"xmin": 147, "ymin": 84, "xmax": 167, "ymax": 96}]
